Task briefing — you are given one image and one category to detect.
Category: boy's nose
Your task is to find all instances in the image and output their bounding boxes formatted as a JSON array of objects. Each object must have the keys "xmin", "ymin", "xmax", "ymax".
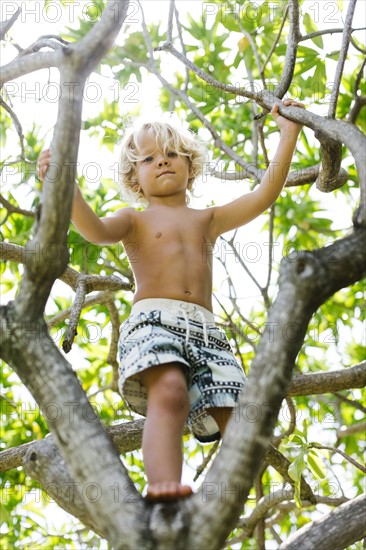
[{"xmin": 158, "ymin": 158, "xmax": 169, "ymax": 166}]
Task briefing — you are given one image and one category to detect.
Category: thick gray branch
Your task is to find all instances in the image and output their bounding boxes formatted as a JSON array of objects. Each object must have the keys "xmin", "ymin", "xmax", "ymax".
[
  {"xmin": 0, "ymin": 6, "xmax": 21, "ymax": 40},
  {"xmin": 185, "ymin": 228, "xmax": 366, "ymax": 549},
  {"xmin": 279, "ymin": 493, "xmax": 366, "ymax": 550},
  {"xmin": 0, "ymin": 51, "xmax": 61, "ymax": 84},
  {"xmin": 73, "ymin": 1, "xmax": 129, "ymax": 78},
  {"xmin": 314, "ymin": 135, "xmax": 346, "ymax": 193},
  {"xmin": 0, "ymin": 311, "xmax": 146, "ymax": 549},
  {"xmin": 0, "ymin": 242, "xmax": 130, "ymax": 293},
  {"xmin": 288, "ymin": 362, "xmax": 366, "ymax": 396}
]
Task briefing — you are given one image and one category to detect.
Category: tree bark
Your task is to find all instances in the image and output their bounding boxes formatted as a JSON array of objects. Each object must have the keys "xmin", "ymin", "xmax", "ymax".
[
  {"xmin": 185, "ymin": 228, "xmax": 366, "ymax": 549},
  {"xmin": 279, "ymin": 493, "xmax": 366, "ymax": 550}
]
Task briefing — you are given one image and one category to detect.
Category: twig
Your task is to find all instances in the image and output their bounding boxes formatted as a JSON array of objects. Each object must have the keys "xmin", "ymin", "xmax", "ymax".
[
  {"xmin": 47, "ymin": 291, "xmax": 116, "ymax": 328},
  {"xmin": 347, "ymin": 58, "xmax": 366, "ymax": 123},
  {"xmin": 350, "ymin": 34, "xmax": 366, "ymax": 54},
  {"xmin": 333, "ymin": 391, "xmax": 366, "ymax": 414},
  {"xmin": 263, "ymin": 206, "xmax": 275, "ymax": 296},
  {"xmin": 261, "ymin": 5, "xmax": 288, "ymax": 77},
  {"xmin": 167, "ymin": 0, "xmax": 174, "ymax": 43},
  {"xmin": 0, "ymin": 97, "xmax": 25, "ymax": 158},
  {"xmin": 237, "ymin": 19, "xmax": 265, "ymax": 89},
  {"xmin": 18, "ymin": 38, "xmax": 68, "ymax": 56},
  {"xmin": 0, "ymin": 193, "xmax": 34, "ymax": 218},
  {"xmin": 193, "ymin": 441, "xmax": 219, "ymax": 481},
  {"xmin": 272, "ymin": 397, "xmax": 297, "ymax": 446},
  {"xmin": 62, "ymin": 281, "xmax": 87, "ymax": 353},
  {"xmin": 254, "ymin": 463, "xmax": 267, "ymax": 550},
  {"xmin": 299, "ymin": 26, "xmax": 365, "ymax": 42},
  {"xmin": 336, "ymin": 421, "xmax": 366, "ymax": 439},
  {"xmin": 106, "ymin": 298, "xmax": 121, "ymax": 391},
  {"xmin": 173, "ymin": 2, "xmax": 189, "ymax": 94},
  {"xmin": 154, "ymin": 40, "xmax": 258, "ymax": 102},
  {"xmin": 309, "ymin": 443, "xmax": 366, "ymax": 474}
]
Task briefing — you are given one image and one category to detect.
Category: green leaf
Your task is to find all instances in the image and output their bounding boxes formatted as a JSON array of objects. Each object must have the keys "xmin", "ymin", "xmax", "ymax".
[
  {"xmin": 307, "ymin": 450, "xmax": 327, "ymax": 479},
  {"xmin": 288, "ymin": 447, "xmax": 307, "ymax": 508},
  {"xmin": 288, "ymin": 434, "xmax": 306, "ymax": 445},
  {"xmin": 303, "ymin": 13, "xmax": 323, "ymax": 48},
  {"xmin": 313, "ymin": 61, "xmax": 326, "ymax": 89}
]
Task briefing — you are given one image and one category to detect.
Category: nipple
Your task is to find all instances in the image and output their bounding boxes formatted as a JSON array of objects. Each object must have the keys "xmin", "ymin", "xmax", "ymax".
[{"xmin": 155, "ymin": 232, "xmax": 162, "ymax": 238}]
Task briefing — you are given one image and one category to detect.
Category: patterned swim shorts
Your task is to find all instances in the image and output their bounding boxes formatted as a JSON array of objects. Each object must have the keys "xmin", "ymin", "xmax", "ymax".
[{"xmin": 118, "ymin": 298, "xmax": 246, "ymax": 442}]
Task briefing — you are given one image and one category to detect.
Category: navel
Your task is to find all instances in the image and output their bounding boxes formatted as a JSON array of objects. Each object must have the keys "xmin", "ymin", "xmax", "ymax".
[
  {"xmin": 155, "ymin": 232, "xmax": 162, "ymax": 238},
  {"xmin": 185, "ymin": 290, "xmax": 191, "ymax": 296}
]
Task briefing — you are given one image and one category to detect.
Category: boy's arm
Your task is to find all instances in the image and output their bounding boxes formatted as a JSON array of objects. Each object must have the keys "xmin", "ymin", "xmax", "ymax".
[
  {"xmin": 37, "ymin": 149, "xmax": 133, "ymax": 245},
  {"xmin": 71, "ymin": 185, "xmax": 134, "ymax": 245},
  {"xmin": 210, "ymin": 99, "xmax": 304, "ymax": 240}
]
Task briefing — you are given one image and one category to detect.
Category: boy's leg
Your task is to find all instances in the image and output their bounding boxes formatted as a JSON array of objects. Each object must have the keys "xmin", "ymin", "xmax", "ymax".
[
  {"xmin": 140, "ymin": 362, "xmax": 192, "ymax": 500},
  {"xmin": 207, "ymin": 407, "xmax": 233, "ymax": 436}
]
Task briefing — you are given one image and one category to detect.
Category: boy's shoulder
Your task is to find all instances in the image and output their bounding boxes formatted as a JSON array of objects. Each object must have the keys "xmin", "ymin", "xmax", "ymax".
[{"xmin": 113, "ymin": 206, "xmax": 139, "ymax": 218}]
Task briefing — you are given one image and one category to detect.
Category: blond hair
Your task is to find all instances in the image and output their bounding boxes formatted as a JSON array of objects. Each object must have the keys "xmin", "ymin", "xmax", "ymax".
[{"xmin": 118, "ymin": 118, "xmax": 208, "ymax": 206}]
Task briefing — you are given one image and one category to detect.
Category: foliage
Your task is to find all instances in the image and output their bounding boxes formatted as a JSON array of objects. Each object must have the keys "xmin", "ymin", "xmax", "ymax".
[{"xmin": 0, "ymin": 0, "xmax": 365, "ymax": 548}]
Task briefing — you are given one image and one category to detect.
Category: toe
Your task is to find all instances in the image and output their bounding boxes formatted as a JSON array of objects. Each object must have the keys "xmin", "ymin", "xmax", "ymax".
[{"xmin": 146, "ymin": 482, "xmax": 193, "ymax": 502}]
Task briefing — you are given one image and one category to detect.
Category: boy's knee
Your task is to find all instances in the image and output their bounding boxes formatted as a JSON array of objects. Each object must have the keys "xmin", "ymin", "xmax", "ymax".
[{"xmin": 148, "ymin": 366, "xmax": 189, "ymax": 413}]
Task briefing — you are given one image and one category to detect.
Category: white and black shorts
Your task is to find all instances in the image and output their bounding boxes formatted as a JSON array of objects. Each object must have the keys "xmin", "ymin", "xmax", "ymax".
[{"xmin": 118, "ymin": 298, "xmax": 246, "ymax": 442}]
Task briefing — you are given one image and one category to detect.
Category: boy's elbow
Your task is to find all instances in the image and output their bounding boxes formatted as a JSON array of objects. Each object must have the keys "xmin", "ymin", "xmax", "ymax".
[{"xmin": 90, "ymin": 232, "xmax": 119, "ymax": 246}]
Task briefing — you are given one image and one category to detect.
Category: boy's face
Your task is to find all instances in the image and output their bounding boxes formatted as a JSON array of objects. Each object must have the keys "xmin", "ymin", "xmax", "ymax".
[{"xmin": 135, "ymin": 130, "xmax": 190, "ymax": 203}]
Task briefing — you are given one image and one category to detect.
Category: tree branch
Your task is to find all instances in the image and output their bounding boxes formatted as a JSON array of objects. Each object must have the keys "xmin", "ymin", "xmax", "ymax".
[
  {"xmin": 0, "ymin": 97, "xmax": 25, "ymax": 158},
  {"xmin": 279, "ymin": 493, "xmax": 366, "ymax": 550},
  {"xmin": 0, "ymin": 6, "xmax": 21, "ymax": 40},
  {"xmin": 0, "ymin": 242, "xmax": 131, "ymax": 293},
  {"xmin": 328, "ymin": 0, "xmax": 357, "ymax": 118},
  {"xmin": 61, "ymin": 281, "xmax": 87, "ymax": 353},
  {"xmin": 0, "ymin": 51, "xmax": 61, "ymax": 84},
  {"xmin": 186, "ymin": 228, "xmax": 366, "ymax": 549},
  {"xmin": 309, "ymin": 443, "xmax": 366, "ymax": 474},
  {"xmin": 288, "ymin": 362, "xmax": 366, "ymax": 396},
  {"xmin": 273, "ymin": 0, "xmax": 300, "ymax": 99}
]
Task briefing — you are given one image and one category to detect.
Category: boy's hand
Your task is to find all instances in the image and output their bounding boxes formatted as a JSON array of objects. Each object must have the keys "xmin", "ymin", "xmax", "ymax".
[
  {"xmin": 37, "ymin": 148, "xmax": 52, "ymax": 181},
  {"xmin": 271, "ymin": 98, "xmax": 305, "ymax": 136}
]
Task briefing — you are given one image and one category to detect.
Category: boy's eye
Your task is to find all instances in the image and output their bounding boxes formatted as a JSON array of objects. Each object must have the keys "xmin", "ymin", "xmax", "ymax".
[
  {"xmin": 143, "ymin": 156, "xmax": 153, "ymax": 163},
  {"xmin": 168, "ymin": 151, "xmax": 178, "ymax": 157}
]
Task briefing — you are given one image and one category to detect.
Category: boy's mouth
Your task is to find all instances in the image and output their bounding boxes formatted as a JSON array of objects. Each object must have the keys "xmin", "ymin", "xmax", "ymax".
[{"xmin": 158, "ymin": 170, "xmax": 175, "ymax": 177}]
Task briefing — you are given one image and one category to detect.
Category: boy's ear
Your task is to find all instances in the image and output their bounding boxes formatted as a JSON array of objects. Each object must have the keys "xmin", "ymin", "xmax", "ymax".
[{"xmin": 132, "ymin": 183, "xmax": 143, "ymax": 196}]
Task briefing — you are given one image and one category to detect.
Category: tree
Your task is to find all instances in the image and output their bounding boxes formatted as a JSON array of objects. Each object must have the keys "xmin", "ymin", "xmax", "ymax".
[{"xmin": 0, "ymin": 0, "xmax": 365, "ymax": 548}]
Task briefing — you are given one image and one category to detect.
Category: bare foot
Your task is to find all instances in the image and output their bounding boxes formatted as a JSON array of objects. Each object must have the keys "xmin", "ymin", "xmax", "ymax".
[{"xmin": 146, "ymin": 481, "xmax": 193, "ymax": 502}]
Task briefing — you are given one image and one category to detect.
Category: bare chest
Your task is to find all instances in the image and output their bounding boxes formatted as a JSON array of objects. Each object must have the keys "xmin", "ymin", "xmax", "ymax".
[{"xmin": 132, "ymin": 209, "xmax": 214, "ymax": 252}]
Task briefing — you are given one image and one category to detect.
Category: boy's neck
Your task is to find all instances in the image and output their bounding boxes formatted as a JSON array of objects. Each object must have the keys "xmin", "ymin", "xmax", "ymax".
[{"xmin": 146, "ymin": 195, "xmax": 189, "ymax": 209}]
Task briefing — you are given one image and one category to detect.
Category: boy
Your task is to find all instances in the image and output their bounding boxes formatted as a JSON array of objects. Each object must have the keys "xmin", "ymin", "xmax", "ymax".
[{"xmin": 38, "ymin": 98, "xmax": 304, "ymax": 501}]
